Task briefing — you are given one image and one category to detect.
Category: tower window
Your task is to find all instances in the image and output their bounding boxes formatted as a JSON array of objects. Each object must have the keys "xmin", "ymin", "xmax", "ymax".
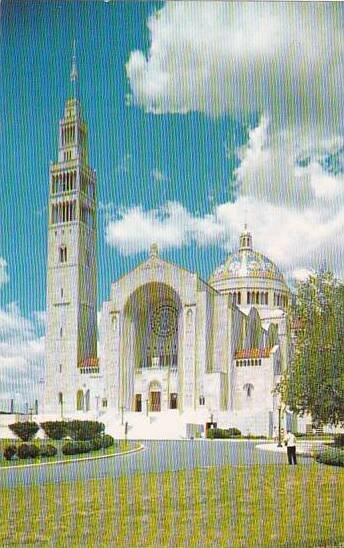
[
  {"xmin": 247, "ymin": 292, "xmax": 250, "ymax": 304},
  {"xmin": 237, "ymin": 292, "xmax": 241, "ymax": 305},
  {"xmin": 61, "ymin": 288, "xmax": 64, "ymax": 298},
  {"xmin": 59, "ymin": 246, "xmax": 67, "ymax": 263},
  {"xmin": 59, "ymin": 364, "xmax": 62, "ymax": 373},
  {"xmin": 60, "ymin": 327, "xmax": 63, "ymax": 338}
]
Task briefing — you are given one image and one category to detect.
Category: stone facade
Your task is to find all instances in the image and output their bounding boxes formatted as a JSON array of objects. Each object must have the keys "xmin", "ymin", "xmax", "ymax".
[{"xmin": 44, "ymin": 60, "xmax": 292, "ymax": 436}]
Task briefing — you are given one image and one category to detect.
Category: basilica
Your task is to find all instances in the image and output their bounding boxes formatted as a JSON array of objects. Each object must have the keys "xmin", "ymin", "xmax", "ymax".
[{"xmin": 44, "ymin": 56, "xmax": 291, "ymax": 437}]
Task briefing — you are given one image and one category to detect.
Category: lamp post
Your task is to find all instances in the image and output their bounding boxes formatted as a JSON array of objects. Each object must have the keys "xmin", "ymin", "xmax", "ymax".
[
  {"xmin": 120, "ymin": 404, "xmax": 125, "ymax": 426},
  {"xmin": 277, "ymin": 405, "xmax": 282, "ymax": 447}
]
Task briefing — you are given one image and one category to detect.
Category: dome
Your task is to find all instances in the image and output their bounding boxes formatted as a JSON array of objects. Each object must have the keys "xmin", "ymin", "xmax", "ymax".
[{"xmin": 209, "ymin": 227, "xmax": 285, "ymax": 284}]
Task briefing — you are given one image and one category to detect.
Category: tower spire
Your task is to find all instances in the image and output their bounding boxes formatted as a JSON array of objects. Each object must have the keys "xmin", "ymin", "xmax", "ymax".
[{"xmin": 70, "ymin": 39, "xmax": 78, "ymax": 99}]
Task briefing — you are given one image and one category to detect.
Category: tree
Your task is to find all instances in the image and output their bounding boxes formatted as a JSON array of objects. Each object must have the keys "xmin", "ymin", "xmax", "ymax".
[{"xmin": 280, "ymin": 271, "xmax": 344, "ymax": 426}]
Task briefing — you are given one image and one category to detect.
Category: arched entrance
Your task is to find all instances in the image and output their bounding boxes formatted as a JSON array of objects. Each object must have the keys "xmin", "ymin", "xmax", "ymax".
[
  {"xmin": 122, "ymin": 282, "xmax": 183, "ymax": 411},
  {"xmin": 149, "ymin": 381, "xmax": 162, "ymax": 412}
]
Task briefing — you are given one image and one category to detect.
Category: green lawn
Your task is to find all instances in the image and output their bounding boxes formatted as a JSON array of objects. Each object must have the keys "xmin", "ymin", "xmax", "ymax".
[
  {"xmin": 0, "ymin": 464, "xmax": 343, "ymax": 547},
  {"xmin": 0, "ymin": 439, "xmax": 136, "ymax": 468}
]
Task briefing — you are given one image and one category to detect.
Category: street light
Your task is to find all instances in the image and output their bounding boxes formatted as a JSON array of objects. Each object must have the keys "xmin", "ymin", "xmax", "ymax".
[
  {"xmin": 120, "ymin": 404, "xmax": 125, "ymax": 425},
  {"xmin": 277, "ymin": 404, "xmax": 282, "ymax": 447}
]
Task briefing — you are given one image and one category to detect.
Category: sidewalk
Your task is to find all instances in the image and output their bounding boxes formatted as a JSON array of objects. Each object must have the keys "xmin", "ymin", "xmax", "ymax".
[{"xmin": 256, "ymin": 440, "xmax": 331, "ymax": 456}]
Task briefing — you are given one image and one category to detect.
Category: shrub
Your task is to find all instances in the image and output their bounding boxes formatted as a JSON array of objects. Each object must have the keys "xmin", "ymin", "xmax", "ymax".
[
  {"xmin": 9, "ymin": 421, "xmax": 39, "ymax": 441},
  {"xmin": 17, "ymin": 443, "xmax": 40, "ymax": 459},
  {"xmin": 40, "ymin": 421, "xmax": 69, "ymax": 440},
  {"xmin": 67, "ymin": 420, "xmax": 105, "ymax": 441},
  {"xmin": 334, "ymin": 434, "xmax": 344, "ymax": 447},
  {"xmin": 39, "ymin": 444, "xmax": 57, "ymax": 458},
  {"xmin": 3, "ymin": 445, "xmax": 17, "ymax": 461},
  {"xmin": 207, "ymin": 427, "xmax": 242, "ymax": 439},
  {"xmin": 99, "ymin": 434, "xmax": 114, "ymax": 449},
  {"xmin": 228, "ymin": 427, "xmax": 242, "ymax": 437},
  {"xmin": 62, "ymin": 440, "xmax": 92, "ymax": 456},
  {"xmin": 315, "ymin": 448, "xmax": 344, "ymax": 467}
]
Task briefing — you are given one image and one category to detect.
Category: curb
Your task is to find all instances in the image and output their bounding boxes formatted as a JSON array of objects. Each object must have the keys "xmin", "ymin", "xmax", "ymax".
[{"xmin": 0, "ymin": 443, "xmax": 145, "ymax": 471}]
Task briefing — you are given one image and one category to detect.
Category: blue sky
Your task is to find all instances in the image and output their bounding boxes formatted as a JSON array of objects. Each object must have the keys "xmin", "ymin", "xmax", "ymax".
[{"xmin": 0, "ymin": 1, "xmax": 343, "ymax": 408}]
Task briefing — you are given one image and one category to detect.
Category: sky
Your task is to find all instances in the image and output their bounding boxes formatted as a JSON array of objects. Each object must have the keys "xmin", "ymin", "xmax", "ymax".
[{"xmin": 0, "ymin": 1, "xmax": 343, "ymax": 410}]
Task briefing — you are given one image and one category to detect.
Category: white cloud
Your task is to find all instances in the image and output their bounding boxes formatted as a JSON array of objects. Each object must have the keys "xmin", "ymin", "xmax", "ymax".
[
  {"xmin": 152, "ymin": 168, "xmax": 166, "ymax": 183},
  {"xmin": 105, "ymin": 201, "xmax": 227, "ymax": 255},
  {"xmin": 126, "ymin": 3, "xmax": 343, "ymax": 128},
  {"xmin": 0, "ymin": 257, "xmax": 9, "ymax": 287},
  {"xmin": 292, "ymin": 268, "xmax": 315, "ymax": 282},
  {"xmin": 105, "ymin": 116, "xmax": 344, "ymax": 278},
  {"xmin": 0, "ymin": 301, "xmax": 45, "ymax": 410}
]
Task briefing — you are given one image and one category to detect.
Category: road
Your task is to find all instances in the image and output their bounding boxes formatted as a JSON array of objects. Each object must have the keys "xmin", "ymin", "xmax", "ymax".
[{"xmin": 0, "ymin": 440, "xmax": 310, "ymax": 489}]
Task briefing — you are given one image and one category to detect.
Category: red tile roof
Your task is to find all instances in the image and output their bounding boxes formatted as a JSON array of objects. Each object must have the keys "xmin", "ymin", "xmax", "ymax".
[{"xmin": 234, "ymin": 348, "xmax": 271, "ymax": 359}]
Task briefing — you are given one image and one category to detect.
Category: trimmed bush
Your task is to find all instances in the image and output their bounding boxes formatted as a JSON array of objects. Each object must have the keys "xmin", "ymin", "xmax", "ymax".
[
  {"xmin": 334, "ymin": 434, "xmax": 344, "ymax": 447},
  {"xmin": 315, "ymin": 448, "xmax": 344, "ymax": 467},
  {"xmin": 9, "ymin": 421, "xmax": 39, "ymax": 441},
  {"xmin": 40, "ymin": 420, "xmax": 105, "ymax": 441},
  {"xmin": 98, "ymin": 434, "xmax": 114, "ymax": 449},
  {"xmin": 62, "ymin": 441, "xmax": 92, "ymax": 456},
  {"xmin": 228, "ymin": 428, "xmax": 242, "ymax": 437},
  {"xmin": 3, "ymin": 445, "xmax": 17, "ymax": 461},
  {"xmin": 67, "ymin": 420, "xmax": 105, "ymax": 441},
  {"xmin": 62, "ymin": 434, "xmax": 114, "ymax": 456},
  {"xmin": 17, "ymin": 443, "xmax": 40, "ymax": 460},
  {"xmin": 39, "ymin": 444, "xmax": 57, "ymax": 458},
  {"xmin": 40, "ymin": 421, "xmax": 69, "ymax": 440},
  {"xmin": 207, "ymin": 427, "xmax": 242, "ymax": 439}
]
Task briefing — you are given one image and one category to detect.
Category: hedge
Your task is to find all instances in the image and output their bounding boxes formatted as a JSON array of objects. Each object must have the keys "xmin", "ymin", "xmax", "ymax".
[
  {"xmin": 62, "ymin": 434, "xmax": 114, "ymax": 456},
  {"xmin": 9, "ymin": 422, "xmax": 39, "ymax": 441},
  {"xmin": 207, "ymin": 428, "xmax": 241, "ymax": 439},
  {"xmin": 17, "ymin": 444, "xmax": 40, "ymax": 459},
  {"xmin": 334, "ymin": 434, "xmax": 344, "ymax": 447},
  {"xmin": 315, "ymin": 448, "xmax": 344, "ymax": 467},
  {"xmin": 40, "ymin": 420, "xmax": 105, "ymax": 441},
  {"xmin": 40, "ymin": 421, "xmax": 69, "ymax": 440},
  {"xmin": 3, "ymin": 445, "xmax": 17, "ymax": 461},
  {"xmin": 39, "ymin": 444, "xmax": 57, "ymax": 458}
]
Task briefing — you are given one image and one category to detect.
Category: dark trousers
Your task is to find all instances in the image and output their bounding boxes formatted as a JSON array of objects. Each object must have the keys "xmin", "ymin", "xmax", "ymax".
[{"xmin": 287, "ymin": 446, "xmax": 297, "ymax": 465}]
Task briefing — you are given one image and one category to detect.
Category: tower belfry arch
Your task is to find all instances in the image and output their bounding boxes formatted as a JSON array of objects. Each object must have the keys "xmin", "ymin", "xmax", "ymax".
[{"xmin": 44, "ymin": 44, "xmax": 98, "ymax": 414}]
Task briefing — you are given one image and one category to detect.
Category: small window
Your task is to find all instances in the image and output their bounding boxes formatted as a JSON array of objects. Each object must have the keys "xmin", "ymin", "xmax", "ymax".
[
  {"xmin": 60, "ymin": 327, "xmax": 63, "ymax": 338},
  {"xmin": 259, "ymin": 359, "xmax": 262, "ymax": 366},
  {"xmin": 102, "ymin": 398, "xmax": 108, "ymax": 408},
  {"xmin": 199, "ymin": 396, "xmax": 205, "ymax": 405},
  {"xmin": 59, "ymin": 245, "xmax": 67, "ymax": 263},
  {"xmin": 61, "ymin": 288, "xmax": 64, "ymax": 298},
  {"xmin": 244, "ymin": 360, "xmax": 247, "ymax": 367},
  {"xmin": 59, "ymin": 364, "xmax": 62, "ymax": 373}
]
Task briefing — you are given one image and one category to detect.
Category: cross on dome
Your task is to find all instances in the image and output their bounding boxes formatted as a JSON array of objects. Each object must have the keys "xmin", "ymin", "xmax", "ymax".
[
  {"xmin": 150, "ymin": 243, "xmax": 159, "ymax": 258},
  {"xmin": 239, "ymin": 225, "xmax": 252, "ymax": 251}
]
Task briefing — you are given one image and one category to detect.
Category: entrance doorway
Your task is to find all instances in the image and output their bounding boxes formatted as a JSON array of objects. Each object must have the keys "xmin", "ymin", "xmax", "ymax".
[
  {"xmin": 135, "ymin": 394, "xmax": 142, "ymax": 412},
  {"xmin": 170, "ymin": 393, "xmax": 178, "ymax": 409},
  {"xmin": 150, "ymin": 391, "xmax": 161, "ymax": 412}
]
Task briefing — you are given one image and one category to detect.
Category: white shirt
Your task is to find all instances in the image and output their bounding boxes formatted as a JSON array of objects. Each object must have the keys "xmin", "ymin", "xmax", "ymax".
[{"xmin": 284, "ymin": 432, "xmax": 296, "ymax": 447}]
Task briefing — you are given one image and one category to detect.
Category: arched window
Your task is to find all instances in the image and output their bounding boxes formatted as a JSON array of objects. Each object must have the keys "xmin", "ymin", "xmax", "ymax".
[
  {"xmin": 265, "ymin": 292, "xmax": 268, "ymax": 305},
  {"xmin": 247, "ymin": 292, "xmax": 251, "ymax": 304},
  {"xmin": 244, "ymin": 360, "xmax": 247, "ymax": 367},
  {"xmin": 76, "ymin": 390, "xmax": 84, "ymax": 411},
  {"xmin": 238, "ymin": 292, "xmax": 241, "ymax": 305},
  {"xmin": 243, "ymin": 383, "xmax": 254, "ymax": 397}
]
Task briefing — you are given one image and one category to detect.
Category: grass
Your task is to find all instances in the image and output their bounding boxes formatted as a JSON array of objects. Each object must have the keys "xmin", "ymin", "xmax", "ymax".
[
  {"xmin": 0, "ymin": 463, "xmax": 343, "ymax": 546},
  {"xmin": 0, "ymin": 439, "xmax": 137, "ymax": 468}
]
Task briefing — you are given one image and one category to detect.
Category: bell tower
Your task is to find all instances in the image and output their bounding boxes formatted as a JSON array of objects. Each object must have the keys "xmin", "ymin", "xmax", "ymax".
[{"xmin": 44, "ymin": 44, "xmax": 98, "ymax": 414}]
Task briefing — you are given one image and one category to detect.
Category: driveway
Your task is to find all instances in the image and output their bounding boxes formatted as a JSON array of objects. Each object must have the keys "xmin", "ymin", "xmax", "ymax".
[{"xmin": 0, "ymin": 440, "xmax": 310, "ymax": 489}]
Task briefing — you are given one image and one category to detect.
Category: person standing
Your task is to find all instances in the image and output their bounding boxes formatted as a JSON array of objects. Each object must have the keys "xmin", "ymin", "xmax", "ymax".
[{"xmin": 284, "ymin": 430, "xmax": 297, "ymax": 465}]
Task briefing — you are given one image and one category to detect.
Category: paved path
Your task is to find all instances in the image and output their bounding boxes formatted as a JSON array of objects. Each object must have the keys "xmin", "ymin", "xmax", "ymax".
[{"xmin": 0, "ymin": 440, "xmax": 311, "ymax": 489}]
